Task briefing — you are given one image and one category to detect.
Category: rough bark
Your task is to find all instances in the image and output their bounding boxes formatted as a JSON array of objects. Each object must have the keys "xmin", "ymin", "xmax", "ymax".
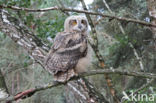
[{"xmin": 66, "ymin": 78, "xmax": 109, "ymax": 103}]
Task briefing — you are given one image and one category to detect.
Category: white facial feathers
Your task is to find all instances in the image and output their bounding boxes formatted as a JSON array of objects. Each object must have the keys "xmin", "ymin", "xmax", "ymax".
[{"xmin": 64, "ymin": 16, "xmax": 88, "ymax": 32}]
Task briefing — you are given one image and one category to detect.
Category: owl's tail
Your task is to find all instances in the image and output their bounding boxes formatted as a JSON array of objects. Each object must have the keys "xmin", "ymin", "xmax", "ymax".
[{"xmin": 54, "ymin": 69, "xmax": 77, "ymax": 82}]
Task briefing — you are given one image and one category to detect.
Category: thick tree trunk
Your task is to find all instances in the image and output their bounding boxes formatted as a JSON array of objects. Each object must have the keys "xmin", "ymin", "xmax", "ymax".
[{"xmin": 65, "ymin": 78, "xmax": 109, "ymax": 103}]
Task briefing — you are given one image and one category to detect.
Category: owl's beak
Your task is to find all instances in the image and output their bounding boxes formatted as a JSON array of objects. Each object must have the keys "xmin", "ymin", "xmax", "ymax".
[
  {"xmin": 73, "ymin": 24, "xmax": 84, "ymax": 32},
  {"xmin": 78, "ymin": 25, "xmax": 82, "ymax": 29}
]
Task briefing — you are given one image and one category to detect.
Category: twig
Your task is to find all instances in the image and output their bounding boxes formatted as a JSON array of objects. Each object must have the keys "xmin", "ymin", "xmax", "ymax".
[
  {"xmin": 94, "ymin": 17, "xmax": 105, "ymax": 25},
  {"xmin": 1, "ymin": 69, "xmax": 156, "ymax": 102},
  {"xmin": 133, "ymin": 79, "xmax": 154, "ymax": 94},
  {"xmin": 5, "ymin": 81, "xmax": 62, "ymax": 103},
  {"xmin": 129, "ymin": 43, "xmax": 144, "ymax": 71},
  {"xmin": 0, "ymin": 5, "xmax": 156, "ymax": 27},
  {"xmin": 103, "ymin": 0, "xmax": 113, "ymax": 14}
]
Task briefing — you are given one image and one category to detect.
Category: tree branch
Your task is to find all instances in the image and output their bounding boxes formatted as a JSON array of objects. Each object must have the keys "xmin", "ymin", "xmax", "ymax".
[
  {"xmin": 1, "ymin": 68, "xmax": 156, "ymax": 102},
  {"xmin": 66, "ymin": 78, "xmax": 109, "ymax": 103},
  {"xmin": 81, "ymin": 69, "xmax": 156, "ymax": 79},
  {"xmin": 0, "ymin": 5, "xmax": 156, "ymax": 27},
  {"xmin": 0, "ymin": 9, "xmax": 49, "ymax": 66},
  {"xmin": 1, "ymin": 68, "xmax": 155, "ymax": 103}
]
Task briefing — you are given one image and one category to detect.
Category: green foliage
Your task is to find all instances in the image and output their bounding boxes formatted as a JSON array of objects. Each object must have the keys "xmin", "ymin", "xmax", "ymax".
[
  {"xmin": 35, "ymin": 15, "xmax": 66, "ymax": 40},
  {"xmin": 115, "ymin": 34, "xmax": 129, "ymax": 46},
  {"xmin": 0, "ymin": 0, "xmax": 31, "ymax": 7},
  {"xmin": 0, "ymin": 0, "xmax": 67, "ymax": 42}
]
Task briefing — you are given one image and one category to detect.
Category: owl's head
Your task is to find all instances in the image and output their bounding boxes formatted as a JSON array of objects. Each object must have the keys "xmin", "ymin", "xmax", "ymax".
[{"xmin": 64, "ymin": 15, "xmax": 88, "ymax": 33}]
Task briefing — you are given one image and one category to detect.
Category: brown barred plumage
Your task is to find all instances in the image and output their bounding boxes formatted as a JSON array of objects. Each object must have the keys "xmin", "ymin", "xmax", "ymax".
[{"xmin": 44, "ymin": 16, "xmax": 91, "ymax": 82}]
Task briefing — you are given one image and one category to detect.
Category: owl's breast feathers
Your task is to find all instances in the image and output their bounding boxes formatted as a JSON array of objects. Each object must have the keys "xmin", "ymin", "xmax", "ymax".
[{"xmin": 44, "ymin": 32, "xmax": 88, "ymax": 82}]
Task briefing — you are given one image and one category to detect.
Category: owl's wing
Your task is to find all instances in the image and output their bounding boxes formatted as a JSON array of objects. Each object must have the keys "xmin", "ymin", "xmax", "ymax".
[
  {"xmin": 45, "ymin": 32, "xmax": 87, "ymax": 75},
  {"xmin": 52, "ymin": 32, "xmax": 68, "ymax": 50},
  {"xmin": 44, "ymin": 32, "xmax": 69, "ymax": 66}
]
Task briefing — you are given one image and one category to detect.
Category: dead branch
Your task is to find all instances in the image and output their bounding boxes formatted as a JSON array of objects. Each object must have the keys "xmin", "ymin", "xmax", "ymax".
[{"xmin": 0, "ymin": 5, "xmax": 156, "ymax": 27}]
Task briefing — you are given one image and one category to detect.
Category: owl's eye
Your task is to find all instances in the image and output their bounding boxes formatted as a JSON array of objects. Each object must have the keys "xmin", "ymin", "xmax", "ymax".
[
  {"xmin": 72, "ymin": 20, "xmax": 77, "ymax": 25},
  {"xmin": 81, "ymin": 20, "xmax": 86, "ymax": 24}
]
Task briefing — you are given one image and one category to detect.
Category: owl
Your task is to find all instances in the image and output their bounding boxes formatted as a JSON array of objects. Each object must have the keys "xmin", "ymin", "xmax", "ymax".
[{"xmin": 44, "ymin": 15, "xmax": 91, "ymax": 82}]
